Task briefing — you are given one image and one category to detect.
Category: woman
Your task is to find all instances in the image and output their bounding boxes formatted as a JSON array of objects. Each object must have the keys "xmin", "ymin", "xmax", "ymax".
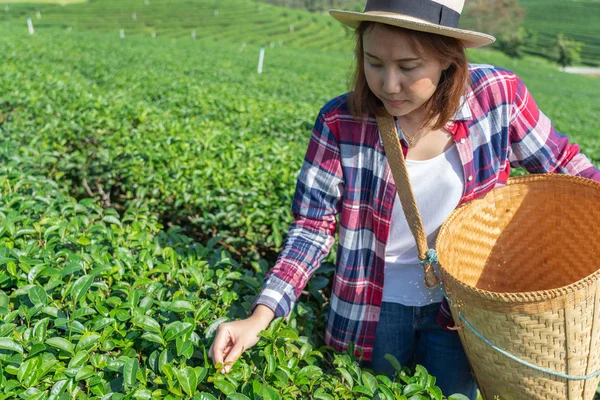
[{"xmin": 209, "ymin": 0, "xmax": 600, "ymax": 397}]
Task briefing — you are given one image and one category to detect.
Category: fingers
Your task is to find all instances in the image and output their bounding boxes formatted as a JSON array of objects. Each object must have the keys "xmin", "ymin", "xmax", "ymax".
[
  {"xmin": 208, "ymin": 321, "xmax": 257, "ymax": 374},
  {"xmin": 223, "ymin": 342, "xmax": 245, "ymax": 374},
  {"xmin": 208, "ymin": 341, "xmax": 229, "ymax": 362},
  {"xmin": 209, "ymin": 325, "xmax": 232, "ymax": 366}
]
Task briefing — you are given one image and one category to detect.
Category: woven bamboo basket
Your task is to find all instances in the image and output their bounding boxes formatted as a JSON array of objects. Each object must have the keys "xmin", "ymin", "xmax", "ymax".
[{"xmin": 436, "ymin": 174, "xmax": 600, "ymax": 400}]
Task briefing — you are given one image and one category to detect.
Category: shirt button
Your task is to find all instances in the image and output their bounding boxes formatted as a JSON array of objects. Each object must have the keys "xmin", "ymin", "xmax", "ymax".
[{"xmin": 468, "ymin": 175, "xmax": 474, "ymax": 182}]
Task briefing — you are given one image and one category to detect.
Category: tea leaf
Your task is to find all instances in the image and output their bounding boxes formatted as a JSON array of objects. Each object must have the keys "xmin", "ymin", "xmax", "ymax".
[
  {"xmin": 17, "ymin": 356, "xmax": 40, "ymax": 385},
  {"xmin": 226, "ymin": 394, "xmax": 251, "ymax": 400},
  {"xmin": 0, "ymin": 338, "xmax": 24, "ymax": 354},
  {"xmin": 141, "ymin": 332, "xmax": 165, "ymax": 346},
  {"xmin": 312, "ymin": 388, "xmax": 334, "ymax": 400},
  {"xmin": 46, "ymin": 337, "xmax": 75, "ymax": 354},
  {"xmin": 361, "ymin": 371, "xmax": 378, "ymax": 393},
  {"xmin": 352, "ymin": 385, "xmax": 373, "ymax": 396},
  {"xmin": 28, "ymin": 286, "xmax": 48, "ymax": 306},
  {"xmin": 123, "ymin": 357, "xmax": 139, "ymax": 387},
  {"xmin": 204, "ymin": 317, "xmax": 229, "ymax": 339},
  {"xmin": 163, "ymin": 321, "xmax": 193, "ymax": 342},
  {"xmin": 71, "ymin": 275, "xmax": 94, "ymax": 302},
  {"xmin": 213, "ymin": 380, "xmax": 236, "ymax": 395},
  {"xmin": 76, "ymin": 332, "xmax": 101, "ymax": 352},
  {"xmin": 197, "ymin": 394, "xmax": 218, "ymax": 400},
  {"xmin": 276, "ymin": 328, "xmax": 299, "ymax": 340},
  {"xmin": 32, "ymin": 318, "xmax": 49, "ymax": 343},
  {"xmin": 131, "ymin": 315, "xmax": 161, "ymax": 334},
  {"xmin": 103, "ymin": 215, "xmax": 122, "ymax": 227},
  {"xmin": 336, "ymin": 368, "xmax": 353, "ymax": 388},
  {"xmin": 402, "ymin": 384, "xmax": 425, "ymax": 396},
  {"xmin": 92, "ymin": 317, "xmax": 116, "ymax": 332},
  {"xmin": 168, "ymin": 301, "xmax": 195, "ymax": 313},
  {"xmin": 69, "ymin": 350, "xmax": 89, "ymax": 368},
  {"xmin": 75, "ymin": 365, "xmax": 95, "ymax": 381},
  {"xmin": 50, "ymin": 379, "xmax": 69, "ymax": 396},
  {"xmin": 383, "ymin": 354, "xmax": 403, "ymax": 372},
  {"xmin": 175, "ymin": 366, "xmax": 197, "ymax": 397}
]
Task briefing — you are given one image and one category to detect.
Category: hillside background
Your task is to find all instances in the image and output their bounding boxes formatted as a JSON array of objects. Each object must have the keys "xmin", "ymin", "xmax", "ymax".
[{"xmin": 257, "ymin": 0, "xmax": 600, "ymax": 66}]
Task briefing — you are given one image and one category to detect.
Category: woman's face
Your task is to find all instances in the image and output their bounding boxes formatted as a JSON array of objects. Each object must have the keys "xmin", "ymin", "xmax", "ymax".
[{"xmin": 362, "ymin": 23, "xmax": 450, "ymax": 123}]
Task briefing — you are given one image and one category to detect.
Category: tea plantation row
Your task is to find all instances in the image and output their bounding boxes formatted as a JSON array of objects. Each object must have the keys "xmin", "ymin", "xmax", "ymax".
[
  {"xmin": 0, "ymin": 0, "xmax": 351, "ymax": 51},
  {"xmin": 0, "ymin": 26, "xmax": 354, "ymax": 266},
  {"xmin": 519, "ymin": 0, "xmax": 600, "ymax": 67},
  {"xmin": 3, "ymin": 0, "xmax": 600, "ymax": 66},
  {"xmin": 2, "ymin": 27, "xmax": 599, "ymax": 266},
  {"xmin": 0, "ymin": 141, "xmax": 458, "ymax": 398}
]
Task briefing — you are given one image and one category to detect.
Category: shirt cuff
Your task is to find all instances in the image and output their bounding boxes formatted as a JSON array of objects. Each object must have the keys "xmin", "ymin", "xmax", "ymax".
[{"xmin": 251, "ymin": 287, "xmax": 295, "ymax": 318}]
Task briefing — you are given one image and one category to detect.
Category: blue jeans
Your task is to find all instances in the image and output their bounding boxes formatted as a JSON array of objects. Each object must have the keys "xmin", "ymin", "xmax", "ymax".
[{"xmin": 362, "ymin": 301, "xmax": 478, "ymax": 399}]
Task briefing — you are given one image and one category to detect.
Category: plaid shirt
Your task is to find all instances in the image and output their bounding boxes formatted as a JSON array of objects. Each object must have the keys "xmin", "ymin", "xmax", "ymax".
[{"xmin": 253, "ymin": 64, "xmax": 600, "ymax": 361}]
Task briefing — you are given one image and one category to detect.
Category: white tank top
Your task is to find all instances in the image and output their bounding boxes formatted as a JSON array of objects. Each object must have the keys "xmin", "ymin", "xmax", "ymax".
[{"xmin": 383, "ymin": 143, "xmax": 464, "ymax": 306}]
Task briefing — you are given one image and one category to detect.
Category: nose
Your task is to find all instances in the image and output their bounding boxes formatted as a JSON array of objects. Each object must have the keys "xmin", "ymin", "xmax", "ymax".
[{"xmin": 382, "ymin": 67, "xmax": 401, "ymax": 94}]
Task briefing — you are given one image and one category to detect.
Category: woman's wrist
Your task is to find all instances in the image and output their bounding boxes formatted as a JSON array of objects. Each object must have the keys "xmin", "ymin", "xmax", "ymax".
[{"xmin": 251, "ymin": 304, "xmax": 276, "ymax": 328}]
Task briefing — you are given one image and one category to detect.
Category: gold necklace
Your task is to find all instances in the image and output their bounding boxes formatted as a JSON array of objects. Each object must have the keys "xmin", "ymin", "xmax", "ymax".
[
  {"xmin": 404, "ymin": 131, "xmax": 420, "ymax": 147},
  {"xmin": 399, "ymin": 119, "xmax": 425, "ymax": 147}
]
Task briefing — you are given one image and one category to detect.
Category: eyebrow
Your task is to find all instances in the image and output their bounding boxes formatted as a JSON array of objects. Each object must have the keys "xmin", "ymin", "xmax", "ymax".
[{"xmin": 364, "ymin": 52, "xmax": 420, "ymax": 62}]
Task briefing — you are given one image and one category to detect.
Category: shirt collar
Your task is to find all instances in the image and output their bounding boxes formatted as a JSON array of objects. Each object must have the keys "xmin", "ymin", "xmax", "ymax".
[
  {"xmin": 452, "ymin": 95, "xmax": 473, "ymax": 121},
  {"xmin": 388, "ymin": 95, "xmax": 473, "ymax": 146}
]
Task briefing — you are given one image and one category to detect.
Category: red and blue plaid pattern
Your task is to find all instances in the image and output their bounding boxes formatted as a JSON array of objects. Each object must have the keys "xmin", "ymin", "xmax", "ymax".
[{"xmin": 253, "ymin": 64, "xmax": 600, "ymax": 360}]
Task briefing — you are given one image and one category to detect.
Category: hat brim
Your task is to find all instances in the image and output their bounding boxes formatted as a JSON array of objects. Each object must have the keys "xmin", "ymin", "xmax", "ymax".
[{"xmin": 329, "ymin": 9, "xmax": 495, "ymax": 48}]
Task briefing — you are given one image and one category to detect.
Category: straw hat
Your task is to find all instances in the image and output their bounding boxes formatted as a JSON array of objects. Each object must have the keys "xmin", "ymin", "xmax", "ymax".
[{"xmin": 329, "ymin": 0, "xmax": 496, "ymax": 48}]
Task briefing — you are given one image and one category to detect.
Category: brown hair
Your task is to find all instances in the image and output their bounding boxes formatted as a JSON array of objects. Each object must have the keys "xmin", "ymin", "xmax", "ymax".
[{"xmin": 349, "ymin": 22, "xmax": 470, "ymax": 131}]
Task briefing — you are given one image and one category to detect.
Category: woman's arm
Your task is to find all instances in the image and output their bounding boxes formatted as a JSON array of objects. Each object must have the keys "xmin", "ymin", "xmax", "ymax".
[
  {"xmin": 251, "ymin": 107, "xmax": 345, "ymax": 318},
  {"xmin": 508, "ymin": 75, "xmax": 600, "ymax": 182},
  {"xmin": 210, "ymin": 105, "xmax": 345, "ymax": 372}
]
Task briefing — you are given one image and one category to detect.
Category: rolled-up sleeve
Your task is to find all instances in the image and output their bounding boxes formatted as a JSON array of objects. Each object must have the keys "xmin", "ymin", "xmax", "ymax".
[
  {"xmin": 508, "ymin": 75, "xmax": 600, "ymax": 182},
  {"xmin": 252, "ymin": 108, "xmax": 345, "ymax": 317}
]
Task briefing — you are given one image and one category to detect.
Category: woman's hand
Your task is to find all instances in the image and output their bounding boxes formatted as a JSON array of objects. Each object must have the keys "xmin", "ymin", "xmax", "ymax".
[{"xmin": 208, "ymin": 305, "xmax": 275, "ymax": 374}]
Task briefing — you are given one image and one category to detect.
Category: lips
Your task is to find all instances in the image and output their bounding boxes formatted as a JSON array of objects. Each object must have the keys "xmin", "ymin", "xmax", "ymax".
[{"xmin": 385, "ymin": 99, "xmax": 406, "ymax": 107}]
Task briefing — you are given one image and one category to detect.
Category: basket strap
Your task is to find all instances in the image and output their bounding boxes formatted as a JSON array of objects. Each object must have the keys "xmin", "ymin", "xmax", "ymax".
[
  {"xmin": 375, "ymin": 113, "xmax": 441, "ymax": 289},
  {"xmin": 457, "ymin": 312, "xmax": 600, "ymax": 381}
]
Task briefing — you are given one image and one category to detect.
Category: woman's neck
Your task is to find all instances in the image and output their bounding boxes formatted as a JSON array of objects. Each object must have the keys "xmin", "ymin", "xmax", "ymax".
[{"xmin": 397, "ymin": 110, "xmax": 426, "ymax": 133}]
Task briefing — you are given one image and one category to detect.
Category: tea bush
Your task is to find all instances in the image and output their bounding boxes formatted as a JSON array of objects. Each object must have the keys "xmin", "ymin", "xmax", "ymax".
[
  {"xmin": 0, "ymin": 28, "xmax": 346, "ymax": 264},
  {"xmin": 0, "ymin": 144, "xmax": 464, "ymax": 399}
]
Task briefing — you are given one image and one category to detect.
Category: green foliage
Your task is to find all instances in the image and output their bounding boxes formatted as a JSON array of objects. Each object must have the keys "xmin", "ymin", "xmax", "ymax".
[
  {"xmin": 462, "ymin": 0, "xmax": 525, "ymax": 39},
  {"xmin": 495, "ymin": 27, "xmax": 537, "ymax": 59},
  {"xmin": 553, "ymin": 33, "xmax": 584, "ymax": 69},
  {"xmin": 457, "ymin": 0, "xmax": 600, "ymax": 66},
  {"xmin": 0, "ymin": 26, "xmax": 348, "ymax": 265},
  {"xmin": 518, "ymin": 0, "xmax": 600, "ymax": 66},
  {"xmin": 0, "ymin": 148, "xmax": 457, "ymax": 398},
  {"xmin": 8, "ymin": 0, "xmax": 600, "ymax": 66},
  {"xmin": 1, "ymin": 25, "xmax": 599, "ymax": 271},
  {"xmin": 0, "ymin": 0, "xmax": 351, "ymax": 52},
  {"xmin": 257, "ymin": 0, "xmax": 365, "ymax": 13}
]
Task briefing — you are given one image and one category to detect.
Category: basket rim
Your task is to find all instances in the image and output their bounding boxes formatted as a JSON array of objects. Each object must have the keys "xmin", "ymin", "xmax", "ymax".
[{"xmin": 436, "ymin": 173, "xmax": 600, "ymax": 304}]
